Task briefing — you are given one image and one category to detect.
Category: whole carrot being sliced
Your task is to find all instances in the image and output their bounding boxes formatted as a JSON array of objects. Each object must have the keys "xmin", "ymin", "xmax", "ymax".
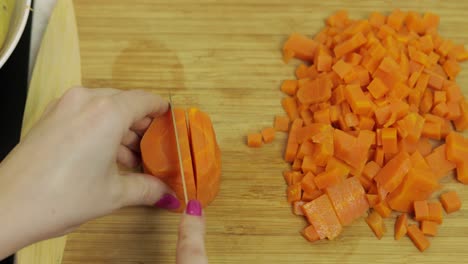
[{"xmin": 302, "ymin": 194, "xmax": 343, "ymax": 240}]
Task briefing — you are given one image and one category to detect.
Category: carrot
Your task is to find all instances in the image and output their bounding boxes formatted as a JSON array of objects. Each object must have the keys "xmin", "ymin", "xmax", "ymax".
[
  {"xmin": 440, "ymin": 191, "xmax": 462, "ymax": 214},
  {"xmin": 325, "ymin": 177, "xmax": 369, "ymax": 225},
  {"xmin": 302, "ymin": 194, "xmax": 343, "ymax": 240},
  {"xmin": 274, "ymin": 115, "xmax": 290, "ymax": 132},
  {"xmin": 283, "ymin": 33, "xmax": 318, "ymax": 62},
  {"xmin": 282, "ymin": 97, "xmax": 299, "ymax": 120},
  {"xmin": 414, "ymin": 200, "xmax": 429, "ymax": 221},
  {"xmin": 247, "ymin": 133, "xmax": 263, "ymax": 148},
  {"xmin": 261, "ymin": 127, "xmax": 276, "ymax": 143},
  {"xmin": 420, "ymin": 221, "xmax": 439, "ymax": 236},
  {"xmin": 287, "ymin": 183, "xmax": 302, "ymax": 203},
  {"xmin": 394, "ymin": 213, "xmax": 408, "ymax": 240},
  {"xmin": 387, "ymin": 168, "xmax": 439, "ymax": 212},
  {"xmin": 425, "ymin": 144, "xmax": 456, "ymax": 179},
  {"xmin": 302, "ymin": 225, "xmax": 321, "ymax": 242},
  {"xmin": 366, "ymin": 211, "xmax": 386, "ymax": 240},
  {"xmin": 428, "ymin": 202, "xmax": 444, "ymax": 224},
  {"xmin": 362, "ymin": 161, "xmax": 381, "ymax": 180},
  {"xmin": 374, "ymin": 200, "xmax": 392, "ymax": 218},
  {"xmin": 249, "ymin": 9, "xmax": 468, "ymax": 247},
  {"xmin": 141, "ymin": 108, "xmax": 199, "ymax": 211},
  {"xmin": 292, "ymin": 200, "xmax": 306, "ymax": 216},
  {"xmin": 374, "ymin": 151, "xmax": 411, "ymax": 193},
  {"xmin": 407, "ymin": 225, "xmax": 430, "ymax": 252}
]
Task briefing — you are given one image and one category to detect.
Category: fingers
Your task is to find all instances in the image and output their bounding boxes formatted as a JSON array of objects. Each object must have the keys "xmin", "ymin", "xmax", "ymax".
[
  {"xmin": 41, "ymin": 98, "xmax": 59, "ymax": 118},
  {"xmin": 117, "ymin": 145, "xmax": 140, "ymax": 168},
  {"xmin": 118, "ymin": 172, "xmax": 177, "ymax": 208},
  {"xmin": 131, "ymin": 116, "xmax": 153, "ymax": 136},
  {"xmin": 121, "ymin": 130, "xmax": 141, "ymax": 152},
  {"xmin": 177, "ymin": 201, "xmax": 208, "ymax": 264},
  {"xmin": 112, "ymin": 90, "xmax": 169, "ymax": 127}
]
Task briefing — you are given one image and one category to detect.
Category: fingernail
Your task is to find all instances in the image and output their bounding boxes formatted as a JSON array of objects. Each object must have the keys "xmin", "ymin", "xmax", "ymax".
[
  {"xmin": 155, "ymin": 194, "xmax": 180, "ymax": 210},
  {"xmin": 186, "ymin": 200, "xmax": 202, "ymax": 216}
]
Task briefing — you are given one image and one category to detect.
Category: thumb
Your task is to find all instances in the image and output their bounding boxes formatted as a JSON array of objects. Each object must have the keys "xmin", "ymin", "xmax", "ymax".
[
  {"xmin": 119, "ymin": 172, "xmax": 180, "ymax": 209},
  {"xmin": 177, "ymin": 200, "xmax": 208, "ymax": 264}
]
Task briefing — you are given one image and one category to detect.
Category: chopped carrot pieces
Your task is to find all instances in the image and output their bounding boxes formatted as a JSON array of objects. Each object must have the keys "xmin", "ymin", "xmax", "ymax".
[
  {"xmin": 261, "ymin": 127, "xmax": 276, "ymax": 143},
  {"xmin": 420, "ymin": 221, "xmax": 439, "ymax": 236},
  {"xmin": 394, "ymin": 213, "xmax": 408, "ymax": 240},
  {"xmin": 274, "ymin": 115, "xmax": 290, "ymax": 132},
  {"xmin": 440, "ymin": 191, "xmax": 462, "ymax": 214},
  {"xmin": 428, "ymin": 202, "xmax": 443, "ymax": 224},
  {"xmin": 407, "ymin": 225, "xmax": 430, "ymax": 252},
  {"xmin": 247, "ymin": 133, "xmax": 263, "ymax": 148},
  {"xmin": 302, "ymin": 225, "xmax": 321, "ymax": 242},
  {"xmin": 414, "ymin": 200, "xmax": 429, "ymax": 221},
  {"xmin": 366, "ymin": 211, "xmax": 386, "ymax": 240}
]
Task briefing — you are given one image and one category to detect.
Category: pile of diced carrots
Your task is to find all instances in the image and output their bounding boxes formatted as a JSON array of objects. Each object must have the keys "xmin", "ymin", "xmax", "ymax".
[{"xmin": 247, "ymin": 9, "xmax": 468, "ymax": 252}]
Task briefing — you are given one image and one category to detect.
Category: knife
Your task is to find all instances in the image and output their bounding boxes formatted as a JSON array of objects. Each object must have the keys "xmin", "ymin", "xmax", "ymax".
[{"xmin": 169, "ymin": 92, "xmax": 189, "ymax": 206}]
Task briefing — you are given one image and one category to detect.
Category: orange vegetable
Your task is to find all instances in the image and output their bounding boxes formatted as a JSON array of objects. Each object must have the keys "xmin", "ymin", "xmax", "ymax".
[
  {"xmin": 387, "ymin": 168, "xmax": 439, "ymax": 212},
  {"xmin": 325, "ymin": 177, "xmax": 369, "ymax": 225},
  {"xmin": 440, "ymin": 191, "xmax": 462, "ymax": 213},
  {"xmin": 250, "ymin": 9, "xmax": 468, "ymax": 247},
  {"xmin": 394, "ymin": 213, "xmax": 408, "ymax": 240},
  {"xmin": 141, "ymin": 108, "xmax": 220, "ymax": 211},
  {"xmin": 302, "ymin": 194, "xmax": 343, "ymax": 240},
  {"xmin": 293, "ymin": 200, "xmax": 306, "ymax": 216},
  {"xmin": 247, "ymin": 133, "xmax": 263, "ymax": 148},
  {"xmin": 425, "ymin": 144, "xmax": 456, "ymax": 179},
  {"xmin": 428, "ymin": 202, "xmax": 444, "ymax": 224},
  {"xmin": 374, "ymin": 151, "xmax": 411, "ymax": 193},
  {"xmin": 420, "ymin": 221, "xmax": 438, "ymax": 236},
  {"xmin": 362, "ymin": 161, "xmax": 381, "ymax": 180},
  {"xmin": 261, "ymin": 127, "xmax": 276, "ymax": 143},
  {"xmin": 366, "ymin": 211, "xmax": 386, "ymax": 240},
  {"xmin": 414, "ymin": 200, "xmax": 429, "ymax": 221},
  {"xmin": 287, "ymin": 183, "xmax": 302, "ymax": 203},
  {"xmin": 283, "ymin": 33, "xmax": 318, "ymax": 62},
  {"xmin": 381, "ymin": 128, "xmax": 398, "ymax": 154},
  {"xmin": 302, "ymin": 225, "xmax": 321, "ymax": 242},
  {"xmin": 274, "ymin": 115, "xmax": 290, "ymax": 132},
  {"xmin": 374, "ymin": 200, "xmax": 392, "ymax": 218},
  {"xmin": 407, "ymin": 225, "xmax": 430, "ymax": 252},
  {"xmin": 282, "ymin": 97, "xmax": 299, "ymax": 120}
]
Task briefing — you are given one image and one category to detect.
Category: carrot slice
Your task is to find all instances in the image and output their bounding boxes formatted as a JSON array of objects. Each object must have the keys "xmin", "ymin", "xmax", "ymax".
[
  {"xmin": 407, "ymin": 225, "xmax": 430, "ymax": 252},
  {"xmin": 420, "ymin": 221, "xmax": 438, "ymax": 236},
  {"xmin": 325, "ymin": 177, "xmax": 369, "ymax": 225},
  {"xmin": 302, "ymin": 225, "xmax": 321, "ymax": 242},
  {"xmin": 428, "ymin": 202, "xmax": 444, "ymax": 224},
  {"xmin": 374, "ymin": 151, "xmax": 411, "ymax": 193},
  {"xmin": 414, "ymin": 200, "xmax": 429, "ymax": 221},
  {"xmin": 261, "ymin": 127, "xmax": 276, "ymax": 143},
  {"xmin": 394, "ymin": 213, "xmax": 408, "ymax": 240},
  {"xmin": 440, "ymin": 191, "xmax": 462, "ymax": 213},
  {"xmin": 274, "ymin": 115, "xmax": 290, "ymax": 132},
  {"xmin": 366, "ymin": 211, "xmax": 386, "ymax": 240},
  {"xmin": 302, "ymin": 194, "xmax": 343, "ymax": 240}
]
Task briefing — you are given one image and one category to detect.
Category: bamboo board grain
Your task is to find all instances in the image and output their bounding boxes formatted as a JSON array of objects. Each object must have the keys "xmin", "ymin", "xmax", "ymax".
[
  {"xmin": 17, "ymin": 0, "xmax": 81, "ymax": 263},
  {"xmin": 21, "ymin": 0, "xmax": 468, "ymax": 263}
]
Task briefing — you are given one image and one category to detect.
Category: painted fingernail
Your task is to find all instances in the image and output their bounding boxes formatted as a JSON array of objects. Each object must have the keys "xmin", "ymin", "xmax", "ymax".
[
  {"xmin": 155, "ymin": 194, "xmax": 180, "ymax": 210},
  {"xmin": 186, "ymin": 200, "xmax": 202, "ymax": 216}
]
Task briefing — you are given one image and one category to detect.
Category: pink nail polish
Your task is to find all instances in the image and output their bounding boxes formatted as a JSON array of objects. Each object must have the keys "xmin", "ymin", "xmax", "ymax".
[
  {"xmin": 186, "ymin": 200, "xmax": 202, "ymax": 216},
  {"xmin": 155, "ymin": 194, "xmax": 180, "ymax": 210}
]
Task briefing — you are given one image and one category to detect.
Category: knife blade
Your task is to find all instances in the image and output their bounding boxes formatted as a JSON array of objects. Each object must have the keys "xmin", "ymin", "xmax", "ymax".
[{"xmin": 169, "ymin": 92, "xmax": 189, "ymax": 206}]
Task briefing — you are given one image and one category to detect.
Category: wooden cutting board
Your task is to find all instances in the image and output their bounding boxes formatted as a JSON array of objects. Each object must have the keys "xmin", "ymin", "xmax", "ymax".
[{"xmin": 20, "ymin": 0, "xmax": 468, "ymax": 263}]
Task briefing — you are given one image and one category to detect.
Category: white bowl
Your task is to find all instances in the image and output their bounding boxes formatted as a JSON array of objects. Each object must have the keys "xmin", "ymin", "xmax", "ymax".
[{"xmin": 0, "ymin": 0, "xmax": 31, "ymax": 68}]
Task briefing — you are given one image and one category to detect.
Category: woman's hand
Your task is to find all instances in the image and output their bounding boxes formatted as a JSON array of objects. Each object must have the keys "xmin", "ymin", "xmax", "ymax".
[
  {"xmin": 177, "ymin": 200, "xmax": 208, "ymax": 264},
  {"xmin": 0, "ymin": 87, "xmax": 181, "ymax": 258}
]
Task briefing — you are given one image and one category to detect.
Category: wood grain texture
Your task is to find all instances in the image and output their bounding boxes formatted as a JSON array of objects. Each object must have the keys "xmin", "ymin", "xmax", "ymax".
[
  {"xmin": 17, "ymin": 0, "xmax": 81, "ymax": 263},
  {"xmin": 23, "ymin": 0, "xmax": 468, "ymax": 263}
]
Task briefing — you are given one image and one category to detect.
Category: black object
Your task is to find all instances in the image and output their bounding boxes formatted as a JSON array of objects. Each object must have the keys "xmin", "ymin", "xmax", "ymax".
[{"xmin": 0, "ymin": 1, "xmax": 33, "ymax": 264}]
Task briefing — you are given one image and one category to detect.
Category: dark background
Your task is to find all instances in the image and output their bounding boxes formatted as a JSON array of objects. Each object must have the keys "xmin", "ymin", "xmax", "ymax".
[{"xmin": 0, "ymin": 1, "xmax": 33, "ymax": 263}]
